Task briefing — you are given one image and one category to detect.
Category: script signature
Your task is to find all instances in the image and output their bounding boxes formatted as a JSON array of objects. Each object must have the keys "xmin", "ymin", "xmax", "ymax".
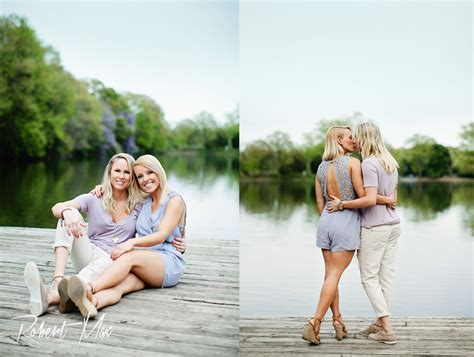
[{"xmin": 12, "ymin": 313, "xmax": 113, "ymax": 349}]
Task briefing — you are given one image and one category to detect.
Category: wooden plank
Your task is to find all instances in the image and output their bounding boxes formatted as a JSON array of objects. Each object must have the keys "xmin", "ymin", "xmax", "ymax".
[
  {"xmin": 240, "ymin": 317, "xmax": 474, "ymax": 355},
  {"xmin": 0, "ymin": 227, "xmax": 239, "ymax": 356}
]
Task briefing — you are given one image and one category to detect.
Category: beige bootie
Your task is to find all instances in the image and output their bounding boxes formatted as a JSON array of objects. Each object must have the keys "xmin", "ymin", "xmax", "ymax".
[
  {"xmin": 67, "ymin": 276, "xmax": 97, "ymax": 319},
  {"xmin": 24, "ymin": 262, "xmax": 49, "ymax": 316}
]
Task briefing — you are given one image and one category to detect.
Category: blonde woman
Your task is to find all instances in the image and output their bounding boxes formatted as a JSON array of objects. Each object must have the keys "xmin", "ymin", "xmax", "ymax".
[
  {"xmin": 302, "ymin": 126, "xmax": 394, "ymax": 345},
  {"xmin": 23, "ymin": 153, "xmax": 185, "ymax": 316},
  {"xmin": 327, "ymin": 121, "xmax": 400, "ymax": 344},
  {"xmin": 66, "ymin": 154, "xmax": 187, "ymax": 318}
]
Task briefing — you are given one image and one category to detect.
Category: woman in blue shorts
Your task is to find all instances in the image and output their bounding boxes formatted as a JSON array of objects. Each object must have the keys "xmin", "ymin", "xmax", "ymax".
[
  {"xmin": 65, "ymin": 154, "xmax": 187, "ymax": 318},
  {"xmin": 302, "ymin": 126, "xmax": 394, "ymax": 345}
]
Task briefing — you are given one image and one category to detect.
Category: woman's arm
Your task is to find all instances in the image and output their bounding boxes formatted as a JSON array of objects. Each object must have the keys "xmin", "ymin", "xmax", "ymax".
[
  {"xmin": 111, "ymin": 197, "xmax": 185, "ymax": 260},
  {"xmin": 315, "ymin": 176, "xmax": 325, "ymax": 216},
  {"xmin": 51, "ymin": 200, "xmax": 85, "ymax": 238},
  {"xmin": 326, "ymin": 187, "xmax": 378, "ymax": 212}
]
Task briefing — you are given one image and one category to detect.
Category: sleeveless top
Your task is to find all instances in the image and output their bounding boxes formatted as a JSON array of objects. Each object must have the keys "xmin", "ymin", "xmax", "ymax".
[
  {"xmin": 135, "ymin": 191, "xmax": 186, "ymax": 257},
  {"xmin": 316, "ymin": 155, "xmax": 357, "ymax": 202}
]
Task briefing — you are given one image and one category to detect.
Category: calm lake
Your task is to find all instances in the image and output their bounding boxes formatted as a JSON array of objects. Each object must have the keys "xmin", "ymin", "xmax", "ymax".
[
  {"xmin": 0, "ymin": 154, "xmax": 239, "ymax": 241},
  {"xmin": 240, "ymin": 180, "xmax": 473, "ymax": 317}
]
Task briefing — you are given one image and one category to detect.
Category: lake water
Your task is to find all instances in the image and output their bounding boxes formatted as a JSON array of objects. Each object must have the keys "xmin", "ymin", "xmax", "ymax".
[
  {"xmin": 240, "ymin": 181, "xmax": 473, "ymax": 317},
  {"xmin": 0, "ymin": 154, "xmax": 239, "ymax": 241}
]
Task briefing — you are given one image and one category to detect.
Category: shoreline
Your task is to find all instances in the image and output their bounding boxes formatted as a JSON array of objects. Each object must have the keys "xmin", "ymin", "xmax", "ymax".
[{"xmin": 240, "ymin": 175, "xmax": 474, "ymax": 183}]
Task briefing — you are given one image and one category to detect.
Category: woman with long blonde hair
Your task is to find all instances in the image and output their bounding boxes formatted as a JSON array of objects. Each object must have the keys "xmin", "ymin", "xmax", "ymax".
[
  {"xmin": 65, "ymin": 154, "xmax": 187, "ymax": 318},
  {"xmin": 327, "ymin": 121, "xmax": 400, "ymax": 344},
  {"xmin": 302, "ymin": 126, "xmax": 394, "ymax": 345},
  {"xmin": 23, "ymin": 153, "xmax": 185, "ymax": 316}
]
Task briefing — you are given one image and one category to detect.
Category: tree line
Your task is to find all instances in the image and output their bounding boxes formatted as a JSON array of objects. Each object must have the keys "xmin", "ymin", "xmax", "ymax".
[
  {"xmin": 0, "ymin": 15, "xmax": 239, "ymax": 163},
  {"xmin": 240, "ymin": 116, "xmax": 473, "ymax": 178}
]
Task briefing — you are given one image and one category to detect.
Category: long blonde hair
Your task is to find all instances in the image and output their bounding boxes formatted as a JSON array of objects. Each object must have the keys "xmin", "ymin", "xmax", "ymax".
[
  {"xmin": 133, "ymin": 154, "xmax": 170, "ymax": 206},
  {"xmin": 322, "ymin": 126, "xmax": 352, "ymax": 161},
  {"xmin": 101, "ymin": 153, "xmax": 145, "ymax": 214},
  {"xmin": 354, "ymin": 121, "xmax": 399, "ymax": 173}
]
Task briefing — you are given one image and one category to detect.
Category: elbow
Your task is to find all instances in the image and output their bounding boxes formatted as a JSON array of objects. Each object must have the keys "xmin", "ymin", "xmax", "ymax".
[
  {"xmin": 367, "ymin": 197, "xmax": 377, "ymax": 207},
  {"xmin": 51, "ymin": 203, "xmax": 60, "ymax": 216}
]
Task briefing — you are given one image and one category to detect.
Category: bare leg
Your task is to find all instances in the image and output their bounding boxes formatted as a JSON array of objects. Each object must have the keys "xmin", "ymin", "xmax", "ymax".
[
  {"xmin": 322, "ymin": 249, "xmax": 341, "ymax": 319},
  {"xmin": 313, "ymin": 250, "xmax": 354, "ymax": 320},
  {"xmin": 93, "ymin": 273, "xmax": 145, "ymax": 309},
  {"xmin": 378, "ymin": 315, "xmax": 394, "ymax": 334},
  {"xmin": 91, "ymin": 250, "xmax": 165, "ymax": 293},
  {"xmin": 48, "ymin": 247, "xmax": 69, "ymax": 305}
]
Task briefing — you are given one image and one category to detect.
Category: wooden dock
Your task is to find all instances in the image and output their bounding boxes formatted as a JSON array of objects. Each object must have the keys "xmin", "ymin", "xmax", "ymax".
[
  {"xmin": 0, "ymin": 226, "xmax": 239, "ymax": 356},
  {"xmin": 240, "ymin": 316, "xmax": 474, "ymax": 355}
]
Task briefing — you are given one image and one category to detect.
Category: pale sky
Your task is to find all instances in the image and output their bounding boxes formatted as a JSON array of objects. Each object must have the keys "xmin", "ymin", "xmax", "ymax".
[
  {"xmin": 240, "ymin": 1, "xmax": 472, "ymax": 148},
  {"xmin": 1, "ymin": 1, "xmax": 472, "ymax": 146},
  {"xmin": 1, "ymin": 0, "xmax": 239, "ymax": 125}
]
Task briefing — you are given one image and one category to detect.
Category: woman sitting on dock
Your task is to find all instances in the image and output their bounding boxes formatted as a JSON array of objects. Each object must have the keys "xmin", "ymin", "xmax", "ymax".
[
  {"xmin": 24, "ymin": 153, "xmax": 185, "ymax": 316},
  {"xmin": 326, "ymin": 121, "xmax": 400, "ymax": 345},
  {"xmin": 302, "ymin": 126, "xmax": 394, "ymax": 345},
  {"xmin": 65, "ymin": 154, "xmax": 187, "ymax": 318}
]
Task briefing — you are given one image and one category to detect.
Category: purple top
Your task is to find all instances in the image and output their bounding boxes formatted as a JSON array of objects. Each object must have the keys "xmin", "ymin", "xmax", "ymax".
[
  {"xmin": 74, "ymin": 194, "xmax": 142, "ymax": 253},
  {"xmin": 360, "ymin": 157, "xmax": 401, "ymax": 228}
]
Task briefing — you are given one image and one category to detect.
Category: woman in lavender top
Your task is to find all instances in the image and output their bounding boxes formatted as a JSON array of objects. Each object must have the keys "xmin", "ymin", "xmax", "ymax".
[
  {"xmin": 327, "ymin": 121, "xmax": 400, "ymax": 345},
  {"xmin": 23, "ymin": 153, "xmax": 185, "ymax": 317},
  {"xmin": 302, "ymin": 126, "xmax": 395, "ymax": 346},
  {"xmin": 66, "ymin": 154, "xmax": 187, "ymax": 319}
]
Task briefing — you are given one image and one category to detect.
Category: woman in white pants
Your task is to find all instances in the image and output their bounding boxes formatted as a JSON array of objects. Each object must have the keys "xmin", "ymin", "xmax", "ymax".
[
  {"xmin": 24, "ymin": 153, "xmax": 185, "ymax": 316},
  {"xmin": 327, "ymin": 121, "xmax": 400, "ymax": 345}
]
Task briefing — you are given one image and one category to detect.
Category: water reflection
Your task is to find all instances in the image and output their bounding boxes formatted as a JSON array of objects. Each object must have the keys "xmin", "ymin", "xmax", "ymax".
[
  {"xmin": 240, "ymin": 180, "xmax": 474, "ymax": 235},
  {"xmin": 161, "ymin": 153, "xmax": 238, "ymax": 192},
  {"xmin": 0, "ymin": 153, "xmax": 238, "ymax": 230}
]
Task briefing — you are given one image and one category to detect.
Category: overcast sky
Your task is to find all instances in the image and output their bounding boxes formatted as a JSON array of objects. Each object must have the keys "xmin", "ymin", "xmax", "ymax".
[
  {"xmin": 240, "ymin": 1, "xmax": 472, "ymax": 148},
  {"xmin": 1, "ymin": 1, "xmax": 471, "ymax": 147},
  {"xmin": 1, "ymin": 0, "xmax": 239, "ymax": 125}
]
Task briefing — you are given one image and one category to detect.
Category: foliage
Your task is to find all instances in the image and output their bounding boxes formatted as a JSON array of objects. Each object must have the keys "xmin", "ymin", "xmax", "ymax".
[
  {"xmin": 0, "ymin": 15, "xmax": 73, "ymax": 160},
  {"xmin": 240, "ymin": 116, "xmax": 469, "ymax": 179},
  {"xmin": 0, "ymin": 15, "xmax": 238, "ymax": 162}
]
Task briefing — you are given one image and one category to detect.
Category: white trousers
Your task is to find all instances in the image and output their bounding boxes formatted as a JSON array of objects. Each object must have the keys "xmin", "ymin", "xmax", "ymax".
[
  {"xmin": 357, "ymin": 223, "xmax": 401, "ymax": 318},
  {"xmin": 52, "ymin": 217, "xmax": 113, "ymax": 283}
]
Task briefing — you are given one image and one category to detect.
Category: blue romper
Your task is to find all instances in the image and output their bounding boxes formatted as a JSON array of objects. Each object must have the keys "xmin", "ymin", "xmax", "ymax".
[
  {"xmin": 136, "ymin": 191, "xmax": 186, "ymax": 287},
  {"xmin": 316, "ymin": 156, "xmax": 360, "ymax": 252}
]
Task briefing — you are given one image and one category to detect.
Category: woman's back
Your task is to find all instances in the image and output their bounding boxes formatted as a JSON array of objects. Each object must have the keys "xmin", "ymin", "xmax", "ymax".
[
  {"xmin": 317, "ymin": 155, "xmax": 357, "ymax": 203},
  {"xmin": 316, "ymin": 155, "xmax": 360, "ymax": 252}
]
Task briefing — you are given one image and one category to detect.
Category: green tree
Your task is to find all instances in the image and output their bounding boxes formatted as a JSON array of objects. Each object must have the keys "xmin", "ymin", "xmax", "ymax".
[
  {"xmin": 426, "ymin": 144, "xmax": 452, "ymax": 178},
  {"xmin": 459, "ymin": 122, "xmax": 474, "ymax": 151},
  {"xmin": 224, "ymin": 106, "xmax": 239, "ymax": 150},
  {"xmin": 240, "ymin": 140, "xmax": 277, "ymax": 177},
  {"xmin": 451, "ymin": 122, "xmax": 474, "ymax": 177},
  {"xmin": 87, "ymin": 79, "xmax": 129, "ymax": 113},
  {"xmin": 0, "ymin": 15, "xmax": 74, "ymax": 160},
  {"xmin": 114, "ymin": 117, "xmax": 133, "ymax": 151},
  {"xmin": 65, "ymin": 80, "xmax": 104, "ymax": 155},
  {"xmin": 173, "ymin": 119, "xmax": 201, "ymax": 150},
  {"xmin": 129, "ymin": 94, "xmax": 169, "ymax": 153}
]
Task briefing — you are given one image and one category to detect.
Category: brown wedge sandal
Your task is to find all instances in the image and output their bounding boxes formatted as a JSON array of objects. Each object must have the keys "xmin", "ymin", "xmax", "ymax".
[
  {"xmin": 333, "ymin": 315, "xmax": 348, "ymax": 341},
  {"xmin": 67, "ymin": 276, "xmax": 97, "ymax": 319},
  {"xmin": 57, "ymin": 276, "xmax": 76, "ymax": 313},
  {"xmin": 302, "ymin": 317, "xmax": 323, "ymax": 345}
]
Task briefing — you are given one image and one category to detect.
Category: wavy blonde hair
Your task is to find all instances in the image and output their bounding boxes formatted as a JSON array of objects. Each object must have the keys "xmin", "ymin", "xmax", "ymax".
[
  {"xmin": 354, "ymin": 121, "xmax": 399, "ymax": 174},
  {"xmin": 322, "ymin": 126, "xmax": 352, "ymax": 161},
  {"xmin": 133, "ymin": 154, "xmax": 170, "ymax": 206},
  {"xmin": 101, "ymin": 153, "xmax": 146, "ymax": 215}
]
